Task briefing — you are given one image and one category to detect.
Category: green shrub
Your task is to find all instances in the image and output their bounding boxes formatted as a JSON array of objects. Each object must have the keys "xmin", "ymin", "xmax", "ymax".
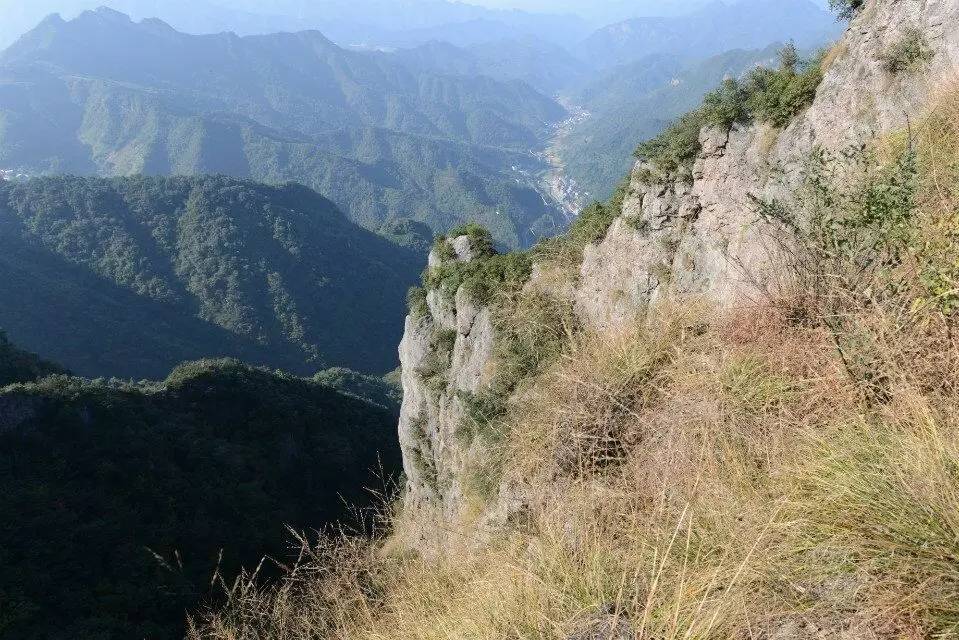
[
  {"xmin": 433, "ymin": 223, "xmax": 496, "ymax": 263},
  {"xmin": 423, "ymin": 245, "xmax": 533, "ymax": 308},
  {"xmin": 882, "ymin": 28, "xmax": 934, "ymax": 73},
  {"xmin": 743, "ymin": 45, "xmax": 824, "ymax": 128},
  {"xmin": 634, "ymin": 110, "xmax": 706, "ymax": 181},
  {"xmin": 417, "ymin": 328, "xmax": 458, "ymax": 393},
  {"xmin": 829, "ymin": 0, "xmax": 864, "ymax": 20},
  {"xmin": 407, "ymin": 286, "xmax": 429, "ymax": 320},
  {"xmin": 701, "ymin": 78, "xmax": 750, "ymax": 130},
  {"xmin": 635, "ymin": 45, "xmax": 825, "ymax": 178},
  {"xmin": 422, "ymin": 223, "xmax": 530, "ymax": 308},
  {"xmin": 433, "ymin": 236, "xmax": 459, "ymax": 262},
  {"xmin": 751, "ymin": 145, "xmax": 920, "ymax": 398},
  {"xmin": 456, "ymin": 390, "xmax": 509, "ymax": 444}
]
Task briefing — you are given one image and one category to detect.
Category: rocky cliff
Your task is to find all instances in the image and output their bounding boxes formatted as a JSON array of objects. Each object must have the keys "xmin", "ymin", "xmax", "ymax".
[
  {"xmin": 578, "ymin": 0, "xmax": 959, "ymax": 333},
  {"xmin": 398, "ymin": 237, "xmax": 498, "ymax": 525},
  {"xmin": 398, "ymin": 0, "xmax": 959, "ymax": 539}
]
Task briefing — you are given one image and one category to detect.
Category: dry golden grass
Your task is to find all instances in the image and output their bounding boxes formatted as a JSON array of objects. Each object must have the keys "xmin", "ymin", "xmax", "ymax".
[
  {"xmin": 189, "ymin": 291, "xmax": 958, "ymax": 639},
  {"xmin": 820, "ymin": 40, "xmax": 849, "ymax": 75},
  {"xmin": 189, "ymin": 87, "xmax": 959, "ymax": 640}
]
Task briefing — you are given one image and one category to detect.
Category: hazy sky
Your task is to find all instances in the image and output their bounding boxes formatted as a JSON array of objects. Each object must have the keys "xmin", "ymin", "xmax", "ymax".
[
  {"xmin": 466, "ymin": 0, "xmax": 703, "ymax": 17},
  {"xmin": 467, "ymin": 0, "xmax": 830, "ymax": 14},
  {"xmin": 470, "ymin": 0, "xmax": 690, "ymax": 9}
]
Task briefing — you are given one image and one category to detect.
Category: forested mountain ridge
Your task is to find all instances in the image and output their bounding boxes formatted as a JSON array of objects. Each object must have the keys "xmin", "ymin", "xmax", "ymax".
[
  {"xmin": 0, "ymin": 175, "xmax": 421, "ymax": 378},
  {"xmin": 0, "ymin": 356, "xmax": 402, "ymax": 640},
  {"xmin": 0, "ymin": 8, "xmax": 569, "ymax": 247}
]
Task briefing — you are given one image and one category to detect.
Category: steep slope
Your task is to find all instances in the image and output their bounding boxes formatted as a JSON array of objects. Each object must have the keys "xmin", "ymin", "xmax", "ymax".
[
  {"xmin": 400, "ymin": 0, "xmax": 959, "ymax": 521},
  {"xmin": 0, "ymin": 175, "xmax": 421, "ymax": 378},
  {"xmin": 0, "ymin": 358, "xmax": 401, "ymax": 640},
  {"xmin": 580, "ymin": 0, "xmax": 839, "ymax": 69},
  {"xmin": 0, "ymin": 9, "xmax": 569, "ymax": 247},
  {"xmin": 189, "ymin": 1, "xmax": 959, "ymax": 638}
]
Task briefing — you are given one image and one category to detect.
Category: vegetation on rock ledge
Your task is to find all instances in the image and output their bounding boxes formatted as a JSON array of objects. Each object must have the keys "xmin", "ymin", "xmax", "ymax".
[{"xmin": 635, "ymin": 44, "xmax": 825, "ymax": 180}]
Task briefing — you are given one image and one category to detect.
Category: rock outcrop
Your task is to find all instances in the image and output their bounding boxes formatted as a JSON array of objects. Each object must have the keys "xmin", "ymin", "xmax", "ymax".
[
  {"xmin": 398, "ymin": 236, "xmax": 497, "ymax": 530},
  {"xmin": 577, "ymin": 0, "xmax": 959, "ymax": 333},
  {"xmin": 398, "ymin": 0, "xmax": 959, "ymax": 538}
]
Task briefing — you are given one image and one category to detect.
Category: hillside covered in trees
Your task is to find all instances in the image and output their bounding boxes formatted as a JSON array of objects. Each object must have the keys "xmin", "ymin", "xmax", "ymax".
[
  {"xmin": 0, "ymin": 330, "xmax": 68, "ymax": 386},
  {"xmin": 0, "ymin": 175, "xmax": 421, "ymax": 378},
  {"xmin": 0, "ymin": 354, "xmax": 402, "ymax": 640}
]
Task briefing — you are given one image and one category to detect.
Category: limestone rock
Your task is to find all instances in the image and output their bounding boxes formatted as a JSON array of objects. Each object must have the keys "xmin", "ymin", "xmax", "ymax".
[
  {"xmin": 574, "ymin": 0, "xmax": 959, "ymax": 331},
  {"xmin": 396, "ymin": 0, "xmax": 959, "ymax": 550}
]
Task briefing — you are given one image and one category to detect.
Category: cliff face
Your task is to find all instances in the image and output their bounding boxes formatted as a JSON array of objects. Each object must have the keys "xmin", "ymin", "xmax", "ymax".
[
  {"xmin": 398, "ymin": 238, "xmax": 498, "ymax": 531},
  {"xmin": 398, "ymin": 0, "xmax": 959, "ymax": 535},
  {"xmin": 579, "ymin": 0, "xmax": 959, "ymax": 333}
]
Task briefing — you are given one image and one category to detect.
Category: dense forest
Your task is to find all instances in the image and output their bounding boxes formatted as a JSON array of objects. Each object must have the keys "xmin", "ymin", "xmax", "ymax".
[
  {"xmin": 0, "ymin": 330, "xmax": 68, "ymax": 386},
  {"xmin": 0, "ymin": 175, "xmax": 421, "ymax": 378},
  {"xmin": 0, "ymin": 354, "xmax": 401, "ymax": 640}
]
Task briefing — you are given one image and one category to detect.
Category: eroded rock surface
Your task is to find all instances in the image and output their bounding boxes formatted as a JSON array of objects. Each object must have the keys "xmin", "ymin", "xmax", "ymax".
[{"xmin": 397, "ymin": 0, "xmax": 959, "ymax": 543}]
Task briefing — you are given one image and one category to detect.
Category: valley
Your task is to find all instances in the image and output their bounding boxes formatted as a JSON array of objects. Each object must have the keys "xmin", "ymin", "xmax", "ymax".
[{"xmin": 536, "ymin": 101, "xmax": 592, "ymax": 220}]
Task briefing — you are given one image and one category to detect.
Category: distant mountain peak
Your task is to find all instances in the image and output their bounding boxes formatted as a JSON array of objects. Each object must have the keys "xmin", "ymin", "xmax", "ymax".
[{"xmin": 89, "ymin": 5, "xmax": 130, "ymax": 19}]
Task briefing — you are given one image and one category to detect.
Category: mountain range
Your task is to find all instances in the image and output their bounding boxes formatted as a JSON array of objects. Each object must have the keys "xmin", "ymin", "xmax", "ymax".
[
  {"xmin": 0, "ymin": 0, "xmax": 592, "ymax": 52},
  {"xmin": 0, "ymin": 8, "xmax": 569, "ymax": 247}
]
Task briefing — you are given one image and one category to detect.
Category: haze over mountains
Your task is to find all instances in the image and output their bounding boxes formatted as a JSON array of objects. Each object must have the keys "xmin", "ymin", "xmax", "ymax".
[
  {"xmin": 0, "ymin": 8, "xmax": 570, "ymax": 248},
  {"xmin": 559, "ymin": 44, "xmax": 784, "ymax": 200},
  {"xmin": 582, "ymin": 0, "xmax": 838, "ymax": 68},
  {"xmin": 0, "ymin": 0, "xmax": 590, "ymax": 52},
  {"xmin": 0, "ymin": 0, "xmax": 839, "ymax": 240}
]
